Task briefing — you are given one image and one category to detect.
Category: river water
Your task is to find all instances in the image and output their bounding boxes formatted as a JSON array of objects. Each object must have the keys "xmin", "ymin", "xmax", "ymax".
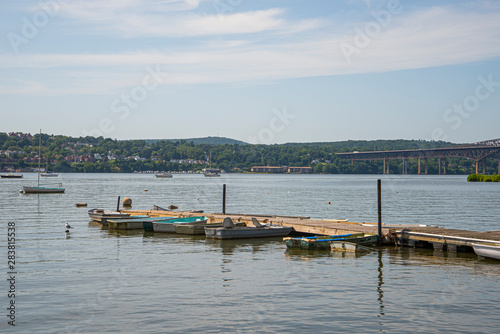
[{"xmin": 1, "ymin": 173, "xmax": 500, "ymax": 333}]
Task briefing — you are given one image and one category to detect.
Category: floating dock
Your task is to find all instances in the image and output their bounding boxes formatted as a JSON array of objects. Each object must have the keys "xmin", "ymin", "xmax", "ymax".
[{"xmin": 120, "ymin": 208, "xmax": 500, "ymax": 253}]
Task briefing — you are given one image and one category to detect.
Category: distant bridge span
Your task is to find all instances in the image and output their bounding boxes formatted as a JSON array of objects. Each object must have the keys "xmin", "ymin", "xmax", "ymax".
[{"xmin": 336, "ymin": 138, "xmax": 500, "ymax": 174}]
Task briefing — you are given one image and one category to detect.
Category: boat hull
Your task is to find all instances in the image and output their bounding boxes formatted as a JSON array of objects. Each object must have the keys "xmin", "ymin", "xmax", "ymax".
[
  {"xmin": 22, "ymin": 185, "xmax": 65, "ymax": 194},
  {"xmin": 153, "ymin": 217, "xmax": 209, "ymax": 233},
  {"xmin": 472, "ymin": 243, "xmax": 500, "ymax": 260},
  {"xmin": 205, "ymin": 226, "xmax": 293, "ymax": 239},
  {"xmin": 174, "ymin": 223, "xmax": 223, "ymax": 235},
  {"xmin": 285, "ymin": 233, "xmax": 378, "ymax": 250},
  {"xmin": 330, "ymin": 241, "xmax": 375, "ymax": 253},
  {"xmin": 88, "ymin": 209, "xmax": 131, "ymax": 223},
  {"xmin": 1, "ymin": 174, "xmax": 23, "ymax": 178}
]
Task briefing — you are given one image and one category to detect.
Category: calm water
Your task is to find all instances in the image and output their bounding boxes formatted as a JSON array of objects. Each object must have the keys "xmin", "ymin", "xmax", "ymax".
[{"xmin": 1, "ymin": 173, "xmax": 500, "ymax": 333}]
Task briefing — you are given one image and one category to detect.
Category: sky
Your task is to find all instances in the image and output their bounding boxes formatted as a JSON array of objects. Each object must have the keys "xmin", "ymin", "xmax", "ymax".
[{"xmin": 1, "ymin": 0, "xmax": 499, "ymax": 144}]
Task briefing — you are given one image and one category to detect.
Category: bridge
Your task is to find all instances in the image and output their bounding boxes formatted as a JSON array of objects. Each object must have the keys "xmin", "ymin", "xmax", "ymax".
[{"xmin": 336, "ymin": 138, "xmax": 500, "ymax": 174}]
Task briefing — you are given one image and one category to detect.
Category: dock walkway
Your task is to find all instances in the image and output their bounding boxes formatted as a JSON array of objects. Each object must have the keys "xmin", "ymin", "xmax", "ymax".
[{"xmin": 121, "ymin": 208, "xmax": 500, "ymax": 253}]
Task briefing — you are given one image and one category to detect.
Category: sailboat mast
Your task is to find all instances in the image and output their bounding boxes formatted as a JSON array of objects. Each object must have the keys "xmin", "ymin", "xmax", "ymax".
[{"xmin": 38, "ymin": 129, "xmax": 41, "ymax": 186}]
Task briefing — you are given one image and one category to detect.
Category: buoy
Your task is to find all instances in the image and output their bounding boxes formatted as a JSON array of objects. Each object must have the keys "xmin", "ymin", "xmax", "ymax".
[
  {"xmin": 122, "ymin": 197, "xmax": 132, "ymax": 206},
  {"xmin": 169, "ymin": 204, "xmax": 178, "ymax": 210},
  {"xmin": 75, "ymin": 202, "xmax": 87, "ymax": 207},
  {"xmin": 144, "ymin": 189, "xmax": 149, "ymax": 192},
  {"xmin": 328, "ymin": 202, "xmax": 331, "ymax": 205}
]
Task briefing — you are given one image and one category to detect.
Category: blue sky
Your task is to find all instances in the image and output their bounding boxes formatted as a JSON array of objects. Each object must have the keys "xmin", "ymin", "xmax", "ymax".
[{"xmin": 1, "ymin": 0, "xmax": 499, "ymax": 144}]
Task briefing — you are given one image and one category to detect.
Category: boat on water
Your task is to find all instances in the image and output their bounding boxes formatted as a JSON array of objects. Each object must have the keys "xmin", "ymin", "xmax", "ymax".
[
  {"xmin": 174, "ymin": 222, "xmax": 223, "ymax": 235},
  {"xmin": 330, "ymin": 241, "xmax": 376, "ymax": 253},
  {"xmin": 202, "ymin": 168, "xmax": 221, "ymax": 177},
  {"xmin": 41, "ymin": 172, "xmax": 58, "ymax": 177},
  {"xmin": 88, "ymin": 208, "xmax": 133, "ymax": 223},
  {"xmin": 471, "ymin": 243, "xmax": 500, "ymax": 260},
  {"xmin": 21, "ymin": 130, "xmax": 65, "ymax": 194},
  {"xmin": 1, "ymin": 174, "xmax": 23, "ymax": 178},
  {"xmin": 284, "ymin": 233, "xmax": 378, "ymax": 250},
  {"xmin": 205, "ymin": 217, "xmax": 293, "ymax": 239},
  {"xmin": 108, "ymin": 216, "xmax": 177, "ymax": 230},
  {"xmin": 22, "ymin": 184, "xmax": 65, "ymax": 194},
  {"xmin": 153, "ymin": 216, "xmax": 209, "ymax": 233},
  {"xmin": 155, "ymin": 172, "xmax": 173, "ymax": 178}
]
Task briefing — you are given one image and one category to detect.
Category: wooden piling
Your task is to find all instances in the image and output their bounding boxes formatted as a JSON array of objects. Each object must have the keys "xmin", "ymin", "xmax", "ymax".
[
  {"xmin": 377, "ymin": 179, "xmax": 382, "ymax": 244},
  {"xmin": 222, "ymin": 184, "xmax": 226, "ymax": 215},
  {"xmin": 117, "ymin": 196, "xmax": 120, "ymax": 212}
]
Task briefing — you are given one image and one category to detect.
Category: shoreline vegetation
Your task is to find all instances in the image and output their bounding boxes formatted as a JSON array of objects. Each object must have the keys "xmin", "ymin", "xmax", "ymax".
[
  {"xmin": 467, "ymin": 174, "xmax": 500, "ymax": 182},
  {"xmin": 2, "ymin": 132, "xmax": 499, "ymax": 175}
]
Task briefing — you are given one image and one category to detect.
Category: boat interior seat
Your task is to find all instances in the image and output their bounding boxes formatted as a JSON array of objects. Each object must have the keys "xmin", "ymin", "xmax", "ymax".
[
  {"xmin": 223, "ymin": 217, "xmax": 235, "ymax": 228},
  {"xmin": 252, "ymin": 217, "xmax": 264, "ymax": 228}
]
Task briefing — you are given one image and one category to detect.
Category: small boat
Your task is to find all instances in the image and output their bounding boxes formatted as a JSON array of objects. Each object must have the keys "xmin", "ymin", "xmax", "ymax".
[
  {"xmin": 205, "ymin": 217, "xmax": 293, "ymax": 239},
  {"xmin": 203, "ymin": 168, "xmax": 221, "ymax": 177},
  {"xmin": 22, "ymin": 184, "xmax": 65, "ymax": 194},
  {"xmin": 1, "ymin": 174, "xmax": 23, "ymax": 178},
  {"xmin": 284, "ymin": 233, "xmax": 378, "ymax": 250},
  {"xmin": 472, "ymin": 243, "xmax": 500, "ymax": 260},
  {"xmin": 174, "ymin": 222, "xmax": 224, "ymax": 235},
  {"xmin": 21, "ymin": 130, "xmax": 64, "ymax": 194},
  {"xmin": 153, "ymin": 216, "xmax": 209, "ymax": 233},
  {"xmin": 41, "ymin": 172, "xmax": 58, "ymax": 177},
  {"xmin": 107, "ymin": 216, "xmax": 177, "ymax": 230},
  {"xmin": 155, "ymin": 173, "xmax": 173, "ymax": 178},
  {"xmin": 330, "ymin": 241, "xmax": 376, "ymax": 253},
  {"xmin": 88, "ymin": 209, "xmax": 132, "ymax": 223}
]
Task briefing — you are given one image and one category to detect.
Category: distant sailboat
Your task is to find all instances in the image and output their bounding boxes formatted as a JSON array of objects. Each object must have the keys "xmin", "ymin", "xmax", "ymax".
[{"xmin": 21, "ymin": 130, "xmax": 65, "ymax": 194}]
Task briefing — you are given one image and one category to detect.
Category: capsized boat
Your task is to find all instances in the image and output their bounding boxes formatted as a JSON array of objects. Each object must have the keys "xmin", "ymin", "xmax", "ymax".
[
  {"xmin": 284, "ymin": 233, "xmax": 378, "ymax": 250},
  {"xmin": 205, "ymin": 217, "xmax": 293, "ymax": 239},
  {"xmin": 471, "ymin": 243, "xmax": 500, "ymax": 260},
  {"xmin": 153, "ymin": 216, "xmax": 209, "ymax": 233}
]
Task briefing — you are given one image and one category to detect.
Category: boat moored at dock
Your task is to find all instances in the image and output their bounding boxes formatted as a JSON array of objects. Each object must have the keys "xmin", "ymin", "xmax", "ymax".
[
  {"xmin": 153, "ymin": 216, "xmax": 209, "ymax": 233},
  {"xmin": 205, "ymin": 217, "xmax": 293, "ymax": 239},
  {"xmin": 472, "ymin": 243, "xmax": 500, "ymax": 260}
]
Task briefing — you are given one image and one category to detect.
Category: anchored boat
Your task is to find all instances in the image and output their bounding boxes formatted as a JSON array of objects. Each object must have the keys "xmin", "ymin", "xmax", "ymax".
[{"xmin": 205, "ymin": 217, "xmax": 293, "ymax": 239}]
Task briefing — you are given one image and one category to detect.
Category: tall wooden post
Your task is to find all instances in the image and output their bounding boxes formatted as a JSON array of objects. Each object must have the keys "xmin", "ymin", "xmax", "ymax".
[
  {"xmin": 116, "ymin": 196, "xmax": 121, "ymax": 212},
  {"xmin": 418, "ymin": 158, "xmax": 421, "ymax": 174},
  {"xmin": 383, "ymin": 159, "xmax": 386, "ymax": 174},
  {"xmin": 222, "ymin": 184, "xmax": 226, "ymax": 214},
  {"xmin": 377, "ymin": 179, "xmax": 382, "ymax": 245}
]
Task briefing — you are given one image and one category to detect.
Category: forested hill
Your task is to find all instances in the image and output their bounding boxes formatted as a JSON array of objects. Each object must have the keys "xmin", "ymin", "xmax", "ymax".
[{"xmin": 2, "ymin": 132, "xmax": 491, "ymax": 174}]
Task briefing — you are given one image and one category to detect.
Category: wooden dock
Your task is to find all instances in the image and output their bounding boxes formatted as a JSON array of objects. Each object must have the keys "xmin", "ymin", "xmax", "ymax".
[
  {"xmin": 120, "ymin": 208, "xmax": 500, "ymax": 253},
  {"xmin": 393, "ymin": 227, "xmax": 500, "ymax": 252}
]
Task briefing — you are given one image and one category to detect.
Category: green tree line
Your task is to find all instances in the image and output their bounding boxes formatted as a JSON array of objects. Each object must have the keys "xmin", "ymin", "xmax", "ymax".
[{"xmin": 1, "ymin": 132, "xmax": 498, "ymax": 174}]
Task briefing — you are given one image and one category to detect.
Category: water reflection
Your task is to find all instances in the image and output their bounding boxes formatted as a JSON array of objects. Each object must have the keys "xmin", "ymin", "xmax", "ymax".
[{"xmin": 377, "ymin": 250, "xmax": 385, "ymax": 320}]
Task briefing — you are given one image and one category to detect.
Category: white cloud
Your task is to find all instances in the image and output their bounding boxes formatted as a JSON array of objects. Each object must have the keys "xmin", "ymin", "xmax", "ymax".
[{"xmin": 2, "ymin": 5, "xmax": 500, "ymax": 95}]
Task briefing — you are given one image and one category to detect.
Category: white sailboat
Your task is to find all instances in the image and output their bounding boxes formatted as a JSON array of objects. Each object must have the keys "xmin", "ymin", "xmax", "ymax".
[{"xmin": 22, "ymin": 130, "xmax": 65, "ymax": 194}]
